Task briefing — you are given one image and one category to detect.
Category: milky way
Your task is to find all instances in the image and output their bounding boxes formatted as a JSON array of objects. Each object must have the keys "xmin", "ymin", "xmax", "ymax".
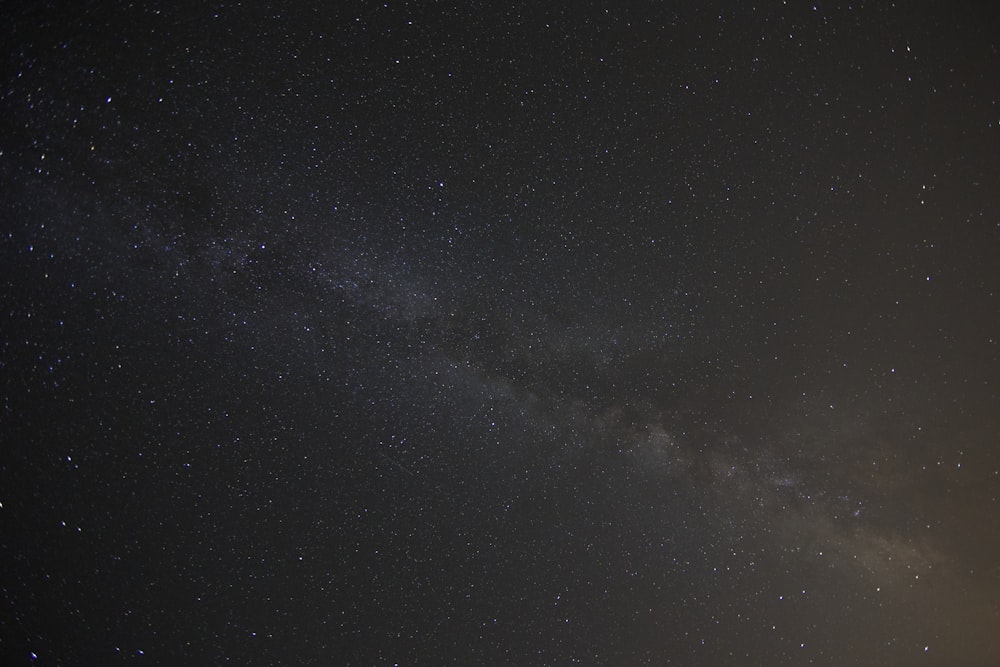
[{"xmin": 3, "ymin": 2, "xmax": 1000, "ymax": 665}]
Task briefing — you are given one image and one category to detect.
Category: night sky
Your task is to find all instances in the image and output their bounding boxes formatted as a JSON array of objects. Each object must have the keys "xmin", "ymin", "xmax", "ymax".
[{"xmin": 3, "ymin": 2, "xmax": 1000, "ymax": 665}]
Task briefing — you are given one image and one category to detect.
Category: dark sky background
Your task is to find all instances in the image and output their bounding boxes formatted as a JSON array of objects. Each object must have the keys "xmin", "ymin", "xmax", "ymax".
[{"xmin": 3, "ymin": 1, "xmax": 1000, "ymax": 665}]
